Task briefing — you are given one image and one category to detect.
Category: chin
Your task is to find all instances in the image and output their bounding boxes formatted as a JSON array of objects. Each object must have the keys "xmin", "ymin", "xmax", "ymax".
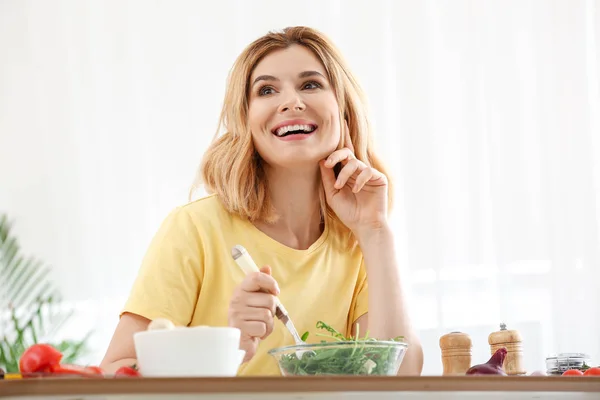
[
  {"xmin": 266, "ymin": 151, "xmax": 328, "ymax": 170},
  {"xmin": 257, "ymin": 140, "xmax": 338, "ymax": 170}
]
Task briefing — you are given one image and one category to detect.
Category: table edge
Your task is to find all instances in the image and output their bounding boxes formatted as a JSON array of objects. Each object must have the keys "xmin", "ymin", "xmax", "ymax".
[{"xmin": 1, "ymin": 376, "xmax": 600, "ymax": 397}]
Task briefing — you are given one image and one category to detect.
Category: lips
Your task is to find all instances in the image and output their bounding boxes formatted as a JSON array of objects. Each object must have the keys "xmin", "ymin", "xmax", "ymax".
[{"xmin": 271, "ymin": 120, "xmax": 318, "ymax": 137}]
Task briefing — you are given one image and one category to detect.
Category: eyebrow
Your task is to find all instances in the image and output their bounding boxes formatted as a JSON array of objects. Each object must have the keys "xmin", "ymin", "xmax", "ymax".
[{"xmin": 251, "ymin": 70, "xmax": 326, "ymax": 87}]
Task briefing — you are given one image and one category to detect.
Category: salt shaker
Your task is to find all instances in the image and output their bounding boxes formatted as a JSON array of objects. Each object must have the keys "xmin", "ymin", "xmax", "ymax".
[
  {"xmin": 439, "ymin": 331, "xmax": 473, "ymax": 375},
  {"xmin": 488, "ymin": 322, "xmax": 525, "ymax": 375}
]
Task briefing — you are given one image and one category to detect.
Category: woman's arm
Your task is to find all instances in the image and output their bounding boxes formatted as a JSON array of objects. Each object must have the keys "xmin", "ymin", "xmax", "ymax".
[
  {"xmin": 99, "ymin": 312, "xmax": 150, "ymax": 374},
  {"xmin": 99, "ymin": 207, "xmax": 203, "ymax": 373},
  {"xmin": 353, "ymin": 223, "xmax": 424, "ymax": 376}
]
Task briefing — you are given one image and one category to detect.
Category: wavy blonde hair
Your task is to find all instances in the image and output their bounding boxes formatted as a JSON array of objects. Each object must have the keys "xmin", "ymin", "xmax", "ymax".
[{"xmin": 191, "ymin": 26, "xmax": 393, "ymax": 225}]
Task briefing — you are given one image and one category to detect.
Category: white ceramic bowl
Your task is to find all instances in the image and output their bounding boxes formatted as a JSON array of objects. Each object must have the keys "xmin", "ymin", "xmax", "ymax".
[{"xmin": 133, "ymin": 325, "xmax": 244, "ymax": 377}]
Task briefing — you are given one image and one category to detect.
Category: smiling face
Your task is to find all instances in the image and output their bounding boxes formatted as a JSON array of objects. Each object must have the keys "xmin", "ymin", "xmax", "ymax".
[{"xmin": 247, "ymin": 45, "xmax": 341, "ymax": 169}]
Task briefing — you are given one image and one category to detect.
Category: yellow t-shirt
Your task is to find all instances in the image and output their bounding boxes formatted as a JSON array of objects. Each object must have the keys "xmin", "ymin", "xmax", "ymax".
[{"xmin": 121, "ymin": 194, "xmax": 369, "ymax": 376}]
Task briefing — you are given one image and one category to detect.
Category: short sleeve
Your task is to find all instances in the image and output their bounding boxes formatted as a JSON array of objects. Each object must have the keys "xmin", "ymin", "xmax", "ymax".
[
  {"xmin": 121, "ymin": 207, "xmax": 204, "ymax": 327},
  {"xmin": 348, "ymin": 258, "xmax": 369, "ymax": 331}
]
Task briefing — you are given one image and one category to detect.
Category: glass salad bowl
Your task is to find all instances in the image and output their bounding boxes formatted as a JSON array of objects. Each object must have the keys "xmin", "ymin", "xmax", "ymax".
[{"xmin": 268, "ymin": 340, "xmax": 409, "ymax": 376}]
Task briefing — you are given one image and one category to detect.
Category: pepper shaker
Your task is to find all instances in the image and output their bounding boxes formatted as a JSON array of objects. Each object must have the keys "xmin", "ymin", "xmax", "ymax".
[
  {"xmin": 488, "ymin": 322, "xmax": 525, "ymax": 375},
  {"xmin": 439, "ymin": 331, "xmax": 472, "ymax": 375}
]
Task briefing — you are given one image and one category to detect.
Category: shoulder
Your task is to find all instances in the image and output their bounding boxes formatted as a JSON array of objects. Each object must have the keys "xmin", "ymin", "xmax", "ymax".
[
  {"xmin": 178, "ymin": 193, "xmax": 231, "ymax": 221},
  {"xmin": 143, "ymin": 194, "xmax": 244, "ymax": 264},
  {"xmin": 162, "ymin": 194, "xmax": 242, "ymax": 239}
]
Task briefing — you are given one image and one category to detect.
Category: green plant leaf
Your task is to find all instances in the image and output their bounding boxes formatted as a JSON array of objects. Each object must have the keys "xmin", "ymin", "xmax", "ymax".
[
  {"xmin": 0, "ymin": 237, "xmax": 20, "ymax": 274},
  {"xmin": 0, "ymin": 338, "xmax": 20, "ymax": 373},
  {"xmin": 57, "ymin": 332, "xmax": 92, "ymax": 364},
  {"xmin": 8, "ymin": 258, "xmax": 45, "ymax": 303},
  {"xmin": 2, "ymin": 246, "xmax": 24, "ymax": 295},
  {"xmin": 12, "ymin": 264, "xmax": 51, "ymax": 308},
  {"xmin": 0, "ymin": 213, "xmax": 92, "ymax": 373}
]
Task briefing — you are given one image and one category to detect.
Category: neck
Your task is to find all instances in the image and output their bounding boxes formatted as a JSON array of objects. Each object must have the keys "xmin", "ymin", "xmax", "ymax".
[{"xmin": 257, "ymin": 164, "xmax": 324, "ymax": 250}]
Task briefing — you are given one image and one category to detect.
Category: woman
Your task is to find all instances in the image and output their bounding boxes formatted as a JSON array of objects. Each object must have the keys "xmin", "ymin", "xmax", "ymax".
[{"xmin": 100, "ymin": 26, "xmax": 423, "ymax": 376}]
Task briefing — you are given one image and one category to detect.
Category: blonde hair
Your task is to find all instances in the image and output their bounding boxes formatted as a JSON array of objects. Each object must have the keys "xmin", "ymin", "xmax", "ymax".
[{"xmin": 191, "ymin": 26, "xmax": 393, "ymax": 225}]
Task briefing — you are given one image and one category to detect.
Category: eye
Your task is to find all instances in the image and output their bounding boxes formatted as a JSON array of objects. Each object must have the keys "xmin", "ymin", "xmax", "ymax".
[
  {"xmin": 302, "ymin": 81, "xmax": 322, "ymax": 90},
  {"xmin": 258, "ymin": 86, "xmax": 276, "ymax": 96}
]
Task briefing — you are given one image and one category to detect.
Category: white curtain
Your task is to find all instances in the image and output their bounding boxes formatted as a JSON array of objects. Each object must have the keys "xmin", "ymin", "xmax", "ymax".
[{"xmin": 1, "ymin": 0, "xmax": 599, "ymax": 375}]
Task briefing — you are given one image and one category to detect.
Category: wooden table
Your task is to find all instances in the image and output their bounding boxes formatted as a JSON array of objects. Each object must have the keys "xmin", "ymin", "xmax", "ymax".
[{"xmin": 1, "ymin": 376, "xmax": 600, "ymax": 399}]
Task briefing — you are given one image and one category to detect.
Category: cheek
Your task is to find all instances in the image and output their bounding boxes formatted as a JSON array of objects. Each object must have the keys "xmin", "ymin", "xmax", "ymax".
[
  {"xmin": 247, "ymin": 107, "xmax": 270, "ymax": 153},
  {"xmin": 320, "ymin": 122, "xmax": 342, "ymax": 156},
  {"xmin": 330, "ymin": 129, "xmax": 342, "ymax": 151},
  {"xmin": 326, "ymin": 112, "xmax": 342, "ymax": 143},
  {"xmin": 247, "ymin": 108, "xmax": 261, "ymax": 132},
  {"xmin": 320, "ymin": 98, "xmax": 341, "ymax": 133},
  {"xmin": 328, "ymin": 116, "xmax": 345, "ymax": 153},
  {"xmin": 248, "ymin": 100, "xmax": 271, "ymax": 131}
]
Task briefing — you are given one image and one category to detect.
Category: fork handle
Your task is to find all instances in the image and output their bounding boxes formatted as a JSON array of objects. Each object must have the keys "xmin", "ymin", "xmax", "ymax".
[{"xmin": 231, "ymin": 245, "xmax": 289, "ymax": 319}]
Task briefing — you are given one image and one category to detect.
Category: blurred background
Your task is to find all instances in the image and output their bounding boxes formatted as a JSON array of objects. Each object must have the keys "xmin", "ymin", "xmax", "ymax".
[{"xmin": 1, "ymin": 0, "xmax": 599, "ymax": 375}]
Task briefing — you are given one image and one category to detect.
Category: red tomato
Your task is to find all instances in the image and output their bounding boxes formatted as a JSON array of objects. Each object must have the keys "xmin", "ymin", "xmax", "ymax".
[
  {"xmin": 19, "ymin": 344, "xmax": 63, "ymax": 374},
  {"xmin": 562, "ymin": 369, "xmax": 584, "ymax": 376},
  {"xmin": 114, "ymin": 366, "xmax": 141, "ymax": 378},
  {"xmin": 583, "ymin": 367, "xmax": 600, "ymax": 376}
]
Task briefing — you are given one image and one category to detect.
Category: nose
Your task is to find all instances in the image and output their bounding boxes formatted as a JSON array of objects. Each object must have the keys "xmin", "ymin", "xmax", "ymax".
[{"xmin": 278, "ymin": 91, "xmax": 306, "ymax": 113}]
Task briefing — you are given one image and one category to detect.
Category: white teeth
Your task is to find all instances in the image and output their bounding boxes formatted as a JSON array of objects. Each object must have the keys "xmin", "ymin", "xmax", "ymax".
[{"xmin": 275, "ymin": 124, "xmax": 316, "ymax": 137}]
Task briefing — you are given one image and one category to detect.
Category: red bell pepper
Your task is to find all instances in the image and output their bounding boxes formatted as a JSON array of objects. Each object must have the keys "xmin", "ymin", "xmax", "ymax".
[
  {"xmin": 19, "ymin": 344, "xmax": 63, "ymax": 374},
  {"xmin": 49, "ymin": 364, "xmax": 105, "ymax": 377}
]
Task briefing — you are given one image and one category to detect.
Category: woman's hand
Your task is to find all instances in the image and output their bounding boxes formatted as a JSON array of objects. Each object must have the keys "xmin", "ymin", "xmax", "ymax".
[
  {"xmin": 228, "ymin": 266, "xmax": 279, "ymax": 363},
  {"xmin": 319, "ymin": 121, "xmax": 389, "ymax": 236}
]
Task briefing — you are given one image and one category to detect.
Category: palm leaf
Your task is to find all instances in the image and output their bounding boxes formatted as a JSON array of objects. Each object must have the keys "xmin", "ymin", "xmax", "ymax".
[
  {"xmin": 0, "ymin": 213, "xmax": 91, "ymax": 373},
  {"xmin": 0, "ymin": 339, "xmax": 20, "ymax": 373},
  {"xmin": 0, "ymin": 237, "xmax": 19, "ymax": 274},
  {"xmin": 7, "ymin": 258, "xmax": 46, "ymax": 304},
  {"xmin": 0, "ymin": 214, "xmax": 11, "ymax": 240},
  {"xmin": 56, "ymin": 332, "xmax": 93, "ymax": 364},
  {"xmin": 11, "ymin": 264, "xmax": 51, "ymax": 308}
]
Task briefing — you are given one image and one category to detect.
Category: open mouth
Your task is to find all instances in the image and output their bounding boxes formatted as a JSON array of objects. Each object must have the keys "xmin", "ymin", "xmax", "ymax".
[{"xmin": 272, "ymin": 124, "xmax": 318, "ymax": 138}]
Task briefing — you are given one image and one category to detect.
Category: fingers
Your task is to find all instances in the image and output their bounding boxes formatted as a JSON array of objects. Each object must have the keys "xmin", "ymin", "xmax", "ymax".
[
  {"xmin": 228, "ymin": 266, "xmax": 280, "ymax": 353},
  {"xmin": 324, "ymin": 148, "xmax": 354, "ymax": 168},
  {"xmin": 240, "ymin": 304, "xmax": 275, "ymax": 321},
  {"xmin": 231, "ymin": 303, "xmax": 275, "ymax": 339},
  {"xmin": 229, "ymin": 289, "xmax": 277, "ymax": 316},
  {"xmin": 240, "ymin": 270, "xmax": 280, "ymax": 295},
  {"xmin": 229, "ymin": 295, "xmax": 274, "ymax": 319},
  {"xmin": 322, "ymin": 146, "xmax": 387, "ymax": 192},
  {"xmin": 319, "ymin": 160, "xmax": 338, "ymax": 199},
  {"xmin": 228, "ymin": 300, "xmax": 275, "ymax": 341},
  {"xmin": 260, "ymin": 265, "xmax": 272, "ymax": 275},
  {"xmin": 243, "ymin": 291, "xmax": 277, "ymax": 313},
  {"xmin": 241, "ymin": 337, "xmax": 259, "ymax": 363},
  {"xmin": 239, "ymin": 317, "xmax": 274, "ymax": 339},
  {"xmin": 353, "ymin": 166, "xmax": 375, "ymax": 192},
  {"xmin": 334, "ymin": 158, "xmax": 366, "ymax": 189}
]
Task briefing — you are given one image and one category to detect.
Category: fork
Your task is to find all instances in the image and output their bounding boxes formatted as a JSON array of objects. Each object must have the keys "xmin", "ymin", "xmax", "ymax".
[{"xmin": 231, "ymin": 244, "xmax": 313, "ymax": 358}]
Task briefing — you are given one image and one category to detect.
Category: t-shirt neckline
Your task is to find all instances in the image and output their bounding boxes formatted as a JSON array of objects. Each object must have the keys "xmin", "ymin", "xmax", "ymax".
[{"xmin": 237, "ymin": 214, "xmax": 331, "ymax": 257}]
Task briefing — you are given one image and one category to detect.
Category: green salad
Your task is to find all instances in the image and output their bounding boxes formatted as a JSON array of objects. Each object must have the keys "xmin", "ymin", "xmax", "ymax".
[{"xmin": 275, "ymin": 321, "xmax": 406, "ymax": 376}]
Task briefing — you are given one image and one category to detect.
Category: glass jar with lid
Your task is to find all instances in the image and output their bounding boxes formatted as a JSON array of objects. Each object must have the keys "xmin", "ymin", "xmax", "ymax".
[{"xmin": 545, "ymin": 353, "xmax": 591, "ymax": 375}]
